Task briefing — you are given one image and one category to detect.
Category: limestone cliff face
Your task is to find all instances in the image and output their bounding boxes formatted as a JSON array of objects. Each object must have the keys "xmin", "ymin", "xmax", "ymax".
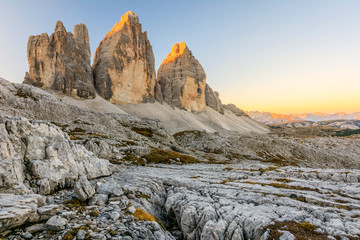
[
  {"xmin": 205, "ymin": 84, "xmax": 224, "ymax": 114},
  {"xmin": 23, "ymin": 21, "xmax": 95, "ymax": 99},
  {"xmin": 92, "ymin": 11, "xmax": 156, "ymax": 104},
  {"xmin": 157, "ymin": 42, "xmax": 206, "ymax": 112}
]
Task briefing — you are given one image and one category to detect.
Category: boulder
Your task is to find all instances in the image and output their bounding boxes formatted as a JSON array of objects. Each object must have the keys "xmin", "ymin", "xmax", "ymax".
[
  {"xmin": 45, "ymin": 216, "xmax": 67, "ymax": 231},
  {"xmin": 93, "ymin": 11, "xmax": 156, "ymax": 104},
  {"xmin": 157, "ymin": 42, "xmax": 206, "ymax": 112},
  {"xmin": 89, "ymin": 194, "xmax": 109, "ymax": 206},
  {"xmin": 23, "ymin": 21, "xmax": 95, "ymax": 99},
  {"xmin": 0, "ymin": 116, "xmax": 112, "ymax": 195},
  {"xmin": 74, "ymin": 176, "xmax": 95, "ymax": 201},
  {"xmin": 0, "ymin": 194, "xmax": 45, "ymax": 234}
]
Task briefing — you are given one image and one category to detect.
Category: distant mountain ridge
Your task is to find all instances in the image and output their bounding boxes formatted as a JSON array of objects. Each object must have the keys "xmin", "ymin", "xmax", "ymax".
[{"xmin": 248, "ymin": 111, "xmax": 360, "ymax": 124}]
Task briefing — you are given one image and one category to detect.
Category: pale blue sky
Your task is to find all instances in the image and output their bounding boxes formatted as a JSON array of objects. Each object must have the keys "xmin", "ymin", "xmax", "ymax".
[{"xmin": 0, "ymin": 0, "xmax": 359, "ymax": 113}]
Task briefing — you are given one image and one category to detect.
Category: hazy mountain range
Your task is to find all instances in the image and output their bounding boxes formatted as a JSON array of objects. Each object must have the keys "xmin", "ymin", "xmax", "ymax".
[{"xmin": 248, "ymin": 111, "xmax": 360, "ymax": 124}]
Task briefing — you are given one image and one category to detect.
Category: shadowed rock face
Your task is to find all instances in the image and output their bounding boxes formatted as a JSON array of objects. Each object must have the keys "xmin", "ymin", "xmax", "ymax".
[
  {"xmin": 205, "ymin": 84, "xmax": 224, "ymax": 114},
  {"xmin": 23, "ymin": 21, "xmax": 95, "ymax": 99},
  {"xmin": 157, "ymin": 42, "xmax": 206, "ymax": 112},
  {"xmin": 92, "ymin": 11, "xmax": 156, "ymax": 104},
  {"xmin": 223, "ymin": 104, "xmax": 249, "ymax": 117}
]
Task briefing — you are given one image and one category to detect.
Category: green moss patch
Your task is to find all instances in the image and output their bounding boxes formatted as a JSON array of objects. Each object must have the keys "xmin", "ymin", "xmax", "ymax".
[{"xmin": 143, "ymin": 148, "xmax": 197, "ymax": 164}]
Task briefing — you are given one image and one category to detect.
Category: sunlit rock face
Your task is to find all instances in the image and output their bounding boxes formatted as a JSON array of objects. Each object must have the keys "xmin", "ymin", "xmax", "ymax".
[
  {"xmin": 157, "ymin": 42, "xmax": 206, "ymax": 112},
  {"xmin": 23, "ymin": 21, "xmax": 95, "ymax": 99},
  {"xmin": 92, "ymin": 11, "xmax": 156, "ymax": 104}
]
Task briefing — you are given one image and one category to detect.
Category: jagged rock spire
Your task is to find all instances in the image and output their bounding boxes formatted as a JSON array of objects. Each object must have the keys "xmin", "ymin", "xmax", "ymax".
[
  {"xmin": 23, "ymin": 21, "xmax": 95, "ymax": 99},
  {"xmin": 92, "ymin": 11, "xmax": 156, "ymax": 104},
  {"xmin": 156, "ymin": 41, "xmax": 207, "ymax": 112}
]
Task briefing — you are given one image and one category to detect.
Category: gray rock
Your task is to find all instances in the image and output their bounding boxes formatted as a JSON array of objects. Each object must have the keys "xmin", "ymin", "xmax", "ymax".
[
  {"xmin": 37, "ymin": 204, "xmax": 62, "ymax": 216},
  {"xmin": 0, "ymin": 194, "xmax": 45, "ymax": 233},
  {"xmin": 20, "ymin": 232, "xmax": 33, "ymax": 239},
  {"xmin": 75, "ymin": 176, "xmax": 95, "ymax": 201},
  {"xmin": 128, "ymin": 206, "xmax": 136, "ymax": 214},
  {"xmin": 279, "ymin": 230, "xmax": 296, "ymax": 240},
  {"xmin": 25, "ymin": 223, "xmax": 45, "ymax": 233},
  {"xmin": 0, "ymin": 116, "xmax": 112, "ymax": 195},
  {"xmin": 45, "ymin": 215, "xmax": 67, "ymax": 231},
  {"xmin": 77, "ymin": 229, "xmax": 86, "ymax": 240},
  {"xmin": 111, "ymin": 211, "xmax": 120, "ymax": 221},
  {"xmin": 23, "ymin": 21, "xmax": 95, "ymax": 99},
  {"xmin": 89, "ymin": 194, "xmax": 109, "ymax": 206}
]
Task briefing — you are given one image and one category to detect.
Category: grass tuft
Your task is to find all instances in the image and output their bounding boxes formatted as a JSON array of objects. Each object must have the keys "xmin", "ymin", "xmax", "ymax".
[{"xmin": 132, "ymin": 127, "xmax": 153, "ymax": 137}]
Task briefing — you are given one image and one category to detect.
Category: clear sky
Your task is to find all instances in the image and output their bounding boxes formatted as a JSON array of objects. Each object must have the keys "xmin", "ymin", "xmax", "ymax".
[{"xmin": 0, "ymin": 0, "xmax": 359, "ymax": 114}]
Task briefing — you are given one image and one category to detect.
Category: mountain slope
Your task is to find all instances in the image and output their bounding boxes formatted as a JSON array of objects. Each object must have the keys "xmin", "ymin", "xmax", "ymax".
[{"xmin": 118, "ymin": 102, "xmax": 268, "ymax": 135}]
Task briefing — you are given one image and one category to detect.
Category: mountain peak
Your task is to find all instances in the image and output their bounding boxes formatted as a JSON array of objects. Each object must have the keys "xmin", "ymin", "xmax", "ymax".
[
  {"xmin": 162, "ymin": 41, "xmax": 191, "ymax": 64},
  {"xmin": 54, "ymin": 20, "xmax": 66, "ymax": 32},
  {"xmin": 105, "ymin": 11, "xmax": 139, "ymax": 38}
]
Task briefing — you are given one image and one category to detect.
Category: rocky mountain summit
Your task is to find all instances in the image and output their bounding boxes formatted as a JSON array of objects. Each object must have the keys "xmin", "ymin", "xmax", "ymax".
[
  {"xmin": 156, "ymin": 42, "xmax": 206, "ymax": 112},
  {"xmin": 23, "ymin": 11, "xmax": 230, "ymax": 117},
  {"xmin": 92, "ymin": 11, "xmax": 156, "ymax": 104},
  {"xmin": 23, "ymin": 21, "xmax": 95, "ymax": 99}
]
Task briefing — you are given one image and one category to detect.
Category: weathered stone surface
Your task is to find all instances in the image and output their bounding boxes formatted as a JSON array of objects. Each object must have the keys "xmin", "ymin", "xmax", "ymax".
[
  {"xmin": 89, "ymin": 194, "xmax": 108, "ymax": 206},
  {"xmin": 93, "ymin": 11, "xmax": 156, "ymax": 104},
  {"xmin": 205, "ymin": 84, "xmax": 224, "ymax": 114},
  {"xmin": 0, "ymin": 194, "xmax": 45, "ymax": 234},
  {"xmin": 23, "ymin": 21, "xmax": 95, "ymax": 99},
  {"xmin": 0, "ymin": 116, "xmax": 112, "ymax": 195},
  {"xmin": 45, "ymin": 215, "xmax": 67, "ymax": 231},
  {"xmin": 74, "ymin": 176, "xmax": 95, "ymax": 201},
  {"xmin": 157, "ymin": 42, "xmax": 206, "ymax": 112}
]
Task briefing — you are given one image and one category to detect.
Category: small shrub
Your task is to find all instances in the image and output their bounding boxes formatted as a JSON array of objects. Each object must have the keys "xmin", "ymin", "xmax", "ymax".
[
  {"xmin": 108, "ymin": 229, "xmax": 117, "ymax": 236},
  {"xmin": 132, "ymin": 208, "xmax": 166, "ymax": 229},
  {"xmin": 63, "ymin": 199, "xmax": 87, "ymax": 208},
  {"xmin": 275, "ymin": 178, "xmax": 293, "ymax": 183},
  {"xmin": 136, "ymin": 193, "xmax": 151, "ymax": 199},
  {"xmin": 221, "ymin": 179, "xmax": 235, "ymax": 184},
  {"xmin": 300, "ymin": 222, "xmax": 316, "ymax": 231},
  {"xmin": 89, "ymin": 210, "xmax": 99, "ymax": 217},
  {"xmin": 63, "ymin": 225, "xmax": 87, "ymax": 240},
  {"xmin": 132, "ymin": 209, "xmax": 156, "ymax": 222},
  {"xmin": 242, "ymin": 180, "xmax": 257, "ymax": 184},
  {"xmin": 265, "ymin": 220, "xmax": 330, "ymax": 239},
  {"xmin": 223, "ymin": 166, "xmax": 234, "ymax": 171},
  {"xmin": 132, "ymin": 127, "xmax": 153, "ymax": 137},
  {"xmin": 15, "ymin": 89, "xmax": 38, "ymax": 101},
  {"xmin": 143, "ymin": 148, "xmax": 197, "ymax": 164}
]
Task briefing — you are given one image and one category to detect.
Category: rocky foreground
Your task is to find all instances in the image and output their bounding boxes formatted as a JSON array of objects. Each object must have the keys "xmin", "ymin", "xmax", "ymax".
[
  {"xmin": 3, "ymin": 161, "xmax": 360, "ymax": 239},
  {"xmin": 0, "ymin": 76, "xmax": 360, "ymax": 239}
]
